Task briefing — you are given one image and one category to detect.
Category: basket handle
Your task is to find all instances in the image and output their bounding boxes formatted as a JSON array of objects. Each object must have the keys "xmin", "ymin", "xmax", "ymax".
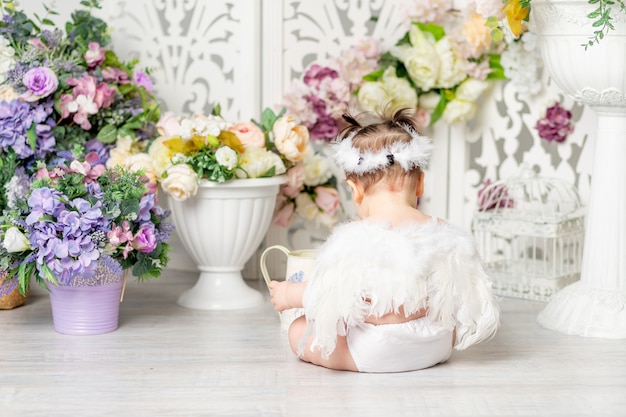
[{"xmin": 260, "ymin": 245, "xmax": 291, "ymax": 287}]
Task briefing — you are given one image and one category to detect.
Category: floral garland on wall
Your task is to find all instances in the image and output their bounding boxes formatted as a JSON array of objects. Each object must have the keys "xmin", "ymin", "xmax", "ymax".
[{"xmin": 279, "ymin": 1, "xmax": 585, "ymax": 212}]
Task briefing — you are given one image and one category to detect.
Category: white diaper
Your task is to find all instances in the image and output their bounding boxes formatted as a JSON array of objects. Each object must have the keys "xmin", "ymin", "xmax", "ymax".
[{"xmin": 346, "ymin": 317, "xmax": 454, "ymax": 373}]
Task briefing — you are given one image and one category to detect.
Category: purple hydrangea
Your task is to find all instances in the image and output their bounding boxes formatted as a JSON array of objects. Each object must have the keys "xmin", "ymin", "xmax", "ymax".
[
  {"xmin": 0, "ymin": 98, "xmax": 56, "ymax": 160},
  {"xmin": 5, "ymin": 167, "xmax": 32, "ymax": 210},
  {"xmin": 138, "ymin": 193, "xmax": 155, "ymax": 222}
]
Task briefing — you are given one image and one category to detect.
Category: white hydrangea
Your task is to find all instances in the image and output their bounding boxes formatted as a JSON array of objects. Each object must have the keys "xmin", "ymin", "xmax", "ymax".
[
  {"xmin": 178, "ymin": 114, "xmax": 230, "ymax": 139},
  {"xmin": 500, "ymin": 32, "xmax": 542, "ymax": 96}
]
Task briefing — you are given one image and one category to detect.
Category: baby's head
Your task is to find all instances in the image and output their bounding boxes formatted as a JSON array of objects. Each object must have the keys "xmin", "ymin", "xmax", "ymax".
[{"xmin": 333, "ymin": 108, "xmax": 432, "ymax": 193}]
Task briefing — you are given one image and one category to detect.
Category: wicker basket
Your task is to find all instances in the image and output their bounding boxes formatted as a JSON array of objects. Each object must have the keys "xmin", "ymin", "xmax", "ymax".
[{"xmin": 0, "ymin": 272, "xmax": 29, "ymax": 310}]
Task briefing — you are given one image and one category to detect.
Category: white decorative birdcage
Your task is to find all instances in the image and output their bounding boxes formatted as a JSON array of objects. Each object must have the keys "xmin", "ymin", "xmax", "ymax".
[{"xmin": 472, "ymin": 167, "xmax": 585, "ymax": 302}]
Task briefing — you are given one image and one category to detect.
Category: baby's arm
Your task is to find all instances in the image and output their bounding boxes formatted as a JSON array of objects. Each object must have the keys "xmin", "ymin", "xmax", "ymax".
[{"xmin": 268, "ymin": 280, "xmax": 307, "ymax": 311}]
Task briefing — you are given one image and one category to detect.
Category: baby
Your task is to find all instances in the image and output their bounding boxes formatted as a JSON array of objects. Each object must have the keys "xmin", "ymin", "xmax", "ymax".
[{"xmin": 269, "ymin": 108, "xmax": 499, "ymax": 372}]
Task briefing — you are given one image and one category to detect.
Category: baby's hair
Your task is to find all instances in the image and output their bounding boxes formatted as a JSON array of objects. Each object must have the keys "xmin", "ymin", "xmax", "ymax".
[{"xmin": 336, "ymin": 107, "xmax": 426, "ymax": 191}]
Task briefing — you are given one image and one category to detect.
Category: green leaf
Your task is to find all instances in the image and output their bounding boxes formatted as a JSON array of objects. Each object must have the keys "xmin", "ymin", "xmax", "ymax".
[
  {"xmin": 362, "ymin": 68, "xmax": 385, "ymax": 82},
  {"xmin": 259, "ymin": 165, "xmax": 276, "ymax": 178},
  {"xmin": 416, "ymin": 22, "xmax": 445, "ymax": 41},
  {"xmin": 212, "ymin": 103, "xmax": 222, "ymax": 117},
  {"xmin": 26, "ymin": 124, "xmax": 37, "ymax": 150},
  {"xmin": 487, "ymin": 54, "xmax": 506, "ymax": 80},
  {"xmin": 40, "ymin": 263, "xmax": 58, "ymax": 285},
  {"xmin": 429, "ymin": 94, "xmax": 449, "ymax": 126},
  {"xmin": 97, "ymin": 124, "xmax": 118, "ymax": 144},
  {"xmin": 261, "ymin": 107, "xmax": 278, "ymax": 132}
]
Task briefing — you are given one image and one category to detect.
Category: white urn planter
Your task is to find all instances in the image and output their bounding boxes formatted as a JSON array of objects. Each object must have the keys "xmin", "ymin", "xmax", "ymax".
[
  {"xmin": 531, "ymin": 0, "xmax": 626, "ymax": 337},
  {"xmin": 167, "ymin": 176, "xmax": 286, "ymax": 310}
]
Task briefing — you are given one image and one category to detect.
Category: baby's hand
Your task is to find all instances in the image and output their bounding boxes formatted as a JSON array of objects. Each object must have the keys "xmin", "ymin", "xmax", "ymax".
[{"xmin": 268, "ymin": 280, "xmax": 292, "ymax": 312}]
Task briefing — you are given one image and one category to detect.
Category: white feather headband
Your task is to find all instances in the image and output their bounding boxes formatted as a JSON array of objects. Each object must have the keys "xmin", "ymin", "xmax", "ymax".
[{"xmin": 333, "ymin": 124, "xmax": 433, "ymax": 175}]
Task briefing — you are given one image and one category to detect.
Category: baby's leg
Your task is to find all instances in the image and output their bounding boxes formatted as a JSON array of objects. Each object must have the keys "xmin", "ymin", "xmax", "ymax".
[{"xmin": 288, "ymin": 316, "xmax": 358, "ymax": 372}]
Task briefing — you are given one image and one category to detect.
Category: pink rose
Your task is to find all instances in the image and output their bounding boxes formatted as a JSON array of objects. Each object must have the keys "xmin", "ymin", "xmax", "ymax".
[
  {"xmin": 84, "ymin": 42, "xmax": 105, "ymax": 67},
  {"xmin": 274, "ymin": 202, "xmax": 295, "ymax": 227},
  {"xmin": 157, "ymin": 112, "xmax": 180, "ymax": 137},
  {"xmin": 228, "ymin": 122, "xmax": 265, "ymax": 149},
  {"xmin": 281, "ymin": 163, "xmax": 305, "ymax": 198},
  {"xmin": 314, "ymin": 186, "xmax": 340, "ymax": 216}
]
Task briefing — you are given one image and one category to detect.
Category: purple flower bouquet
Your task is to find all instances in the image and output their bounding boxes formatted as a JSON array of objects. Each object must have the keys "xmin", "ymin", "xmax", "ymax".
[
  {"xmin": 0, "ymin": 2, "xmax": 166, "ymax": 296},
  {"xmin": 0, "ymin": 152, "xmax": 173, "ymax": 296}
]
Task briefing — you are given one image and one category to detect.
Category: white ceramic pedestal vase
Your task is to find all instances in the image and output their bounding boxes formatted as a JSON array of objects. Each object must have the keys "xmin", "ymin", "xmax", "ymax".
[
  {"xmin": 167, "ymin": 176, "xmax": 286, "ymax": 310},
  {"xmin": 532, "ymin": 0, "xmax": 626, "ymax": 337}
]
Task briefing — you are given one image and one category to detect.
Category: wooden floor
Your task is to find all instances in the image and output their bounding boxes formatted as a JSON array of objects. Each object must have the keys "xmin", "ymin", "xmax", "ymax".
[{"xmin": 2, "ymin": 270, "xmax": 626, "ymax": 417}]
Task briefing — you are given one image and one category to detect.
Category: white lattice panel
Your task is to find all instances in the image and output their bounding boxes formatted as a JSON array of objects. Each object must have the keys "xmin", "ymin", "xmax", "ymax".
[{"xmin": 22, "ymin": 0, "xmax": 599, "ymax": 274}]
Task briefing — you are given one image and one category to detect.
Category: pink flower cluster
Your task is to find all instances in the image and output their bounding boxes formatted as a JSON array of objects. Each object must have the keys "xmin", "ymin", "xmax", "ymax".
[
  {"xmin": 535, "ymin": 102, "xmax": 574, "ymax": 143},
  {"xmin": 273, "ymin": 161, "xmax": 340, "ymax": 228},
  {"xmin": 58, "ymin": 73, "xmax": 115, "ymax": 130},
  {"xmin": 282, "ymin": 38, "xmax": 382, "ymax": 142},
  {"xmin": 108, "ymin": 221, "xmax": 157, "ymax": 259}
]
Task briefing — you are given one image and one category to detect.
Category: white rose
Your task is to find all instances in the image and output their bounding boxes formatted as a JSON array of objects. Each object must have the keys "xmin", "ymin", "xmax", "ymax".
[
  {"xmin": 442, "ymin": 99, "xmax": 476, "ymax": 124},
  {"xmin": 394, "ymin": 25, "xmax": 440, "ymax": 90},
  {"xmin": 295, "ymin": 192, "xmax": 319, "ymax": 220},
  {"xmin": 0, "ymin": 36, "xmax": 16, "ymax": 84},
  {"xmin": 125, "ymin": 153, "xmax": 157, "ymax": 184},
  {"xmin": 381, "ymin": 67, "xmax": 418, "ymax": 110},
  {"xmin": 303, "ymin": 154, "xmax": 332, "ymax": 186},
  {"xmin": 455, "ymin": 78, "xmax": 489, "ymax": 102},
  {"xmin": 435, "ymin": 37, "xmax": 468, "ymax": 89},
  {"xmin": 357, "ymin": 81, "xmax": 388, "ymax": 112},
  {"xmin": 357, "ymin": 67, "xmax": 417, "ymax": 113},
  {"xmin": 418, "ymin": 91, "xmax": 441, "ymax": 111},
  {"xmin": 161, "ymin": 164, "xmax": 198, "ymax": 201},
  {"xmin": 215, "ymin": 146, "xmax": 238, "ymax": 170},
  {"xmin": 0, "ymin": 84, "xmax": 18, "ymax": 102},
  {"xmin": 106, "ymin": 135, "xmax": 135, "ymax": 169},
  {"xmin": 273, "ymin": 115, "xmax": 311, "ymax": 162},
  {"xmin": 3, "ymin": 227, "xmax": 30, "ymax": 253},
  {"xmin": 236, "ymin": 148, "xmax": 286, "ymax": 178}
]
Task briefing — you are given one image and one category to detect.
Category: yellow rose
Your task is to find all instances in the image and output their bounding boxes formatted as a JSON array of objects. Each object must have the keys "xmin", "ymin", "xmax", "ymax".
[
  {"xmin": 272, "ymin": 115, "xmax": 310, "ymax": 162},
  {"xmin": 161, "ymin": 164, "xmax": 198, "ymax": 201},
  {"xmin": 148, "ymin": 136, "xmax": 176, "ymax": 179}
]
